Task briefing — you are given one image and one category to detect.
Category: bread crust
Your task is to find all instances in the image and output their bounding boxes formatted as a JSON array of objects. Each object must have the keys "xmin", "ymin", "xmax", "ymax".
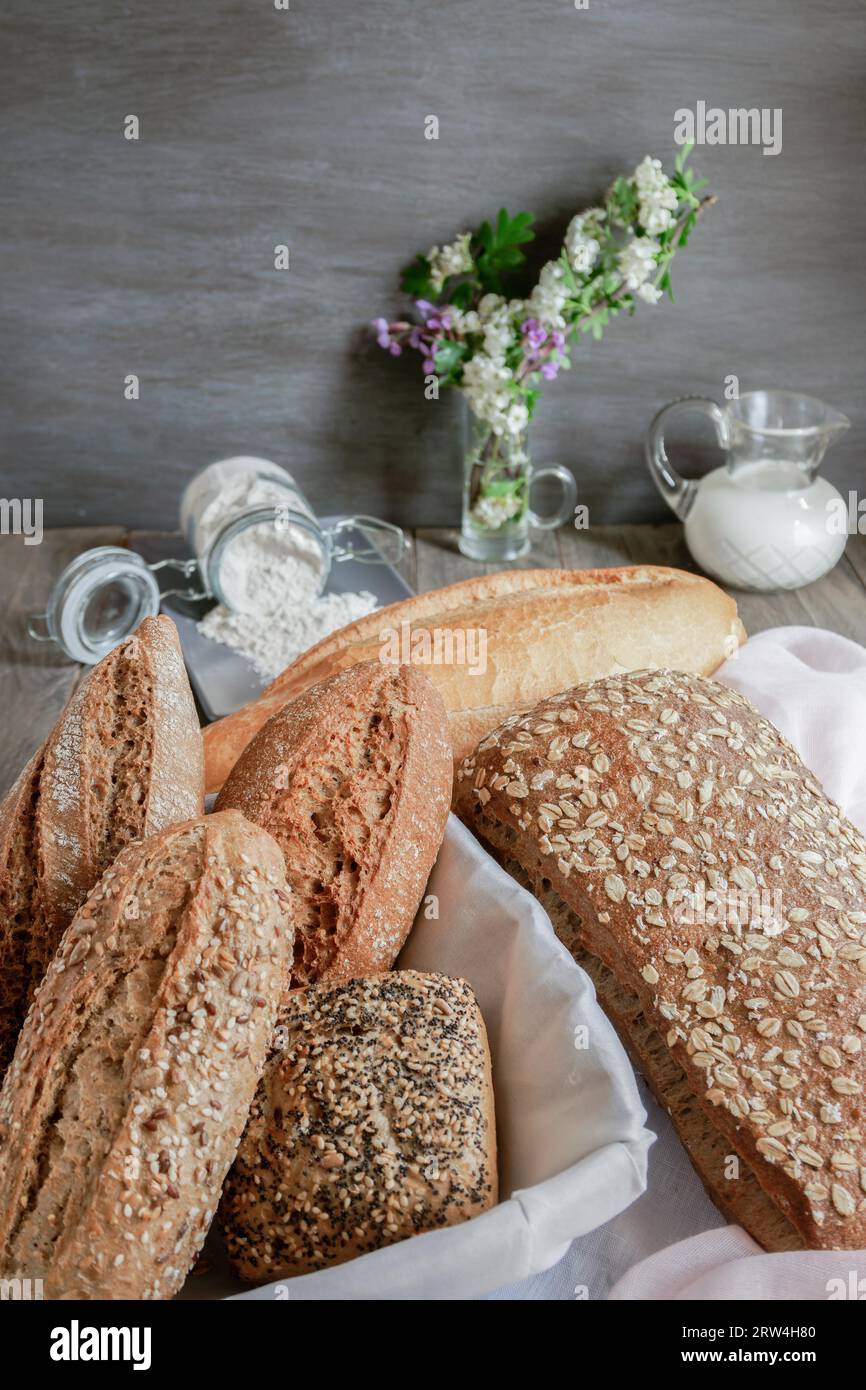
[
  {"xmin": 456, "ymin": 669, "xmax": 866, "ymax": 1251},
  {"xmin": 202, "ymin": 565, "xmax": 745, "ymax": 792},
  {"xmin": 220, "ymin": 971, "xmax": 497, "ymax": 1281},
  {"xmin": 0, "ymin": 615, "xmax": 204, "ymax": 1075},
  {"xmin": 216, "ymin": 660, "xmax": 452, "ymax": 988},
  {"xmin": 0, "ymin": 810, "xmax": 293, "ymax": 1300}
]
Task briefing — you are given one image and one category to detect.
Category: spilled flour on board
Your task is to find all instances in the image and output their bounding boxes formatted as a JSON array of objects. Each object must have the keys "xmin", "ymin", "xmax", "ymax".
[{"xmin": 197, "ymin": 532, "xmax": 378, "ymax": 681}]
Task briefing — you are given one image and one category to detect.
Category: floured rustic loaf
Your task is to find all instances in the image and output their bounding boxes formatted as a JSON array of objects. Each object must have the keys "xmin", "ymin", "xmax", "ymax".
[
  {"xmin": 216, "ymin": 660, "xmax": 452, "ymax": 988},
  {"xmin": 202, "ymin": 565, "xmax": 745, "ymax": 792},
  {"xmin": 220, "ymin": 971, "xmax": 497, "ymax": 1281},
  {"xmin": 0, "ymin": 810, "xmax": 292, "ymax": 1300},
  {"xmin": 0, "ymin": 615, "xmax": 204, "ymax": 1075},
  {"xmin": 456, "ymin": 669, "xmax": 866, "ymax": 1251}
]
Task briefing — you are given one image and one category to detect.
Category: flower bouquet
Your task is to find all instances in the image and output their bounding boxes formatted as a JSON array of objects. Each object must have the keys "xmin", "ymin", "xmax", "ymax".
[{"xmin": 373, "ymin": 148, "xmax": 712, "ymax": 560}]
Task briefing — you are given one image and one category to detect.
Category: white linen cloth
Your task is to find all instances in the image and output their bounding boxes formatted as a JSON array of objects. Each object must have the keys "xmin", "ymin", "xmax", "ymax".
[
  {"xmin": 488, "ymin": 625, "xmax": 866, "ymax": 1300},
  {"xmin": 201, "ymin": 816, "xmax": 653, "ymax": 1300}
]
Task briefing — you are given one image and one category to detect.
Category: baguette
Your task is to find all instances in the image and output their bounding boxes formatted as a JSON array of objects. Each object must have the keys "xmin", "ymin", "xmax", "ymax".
[
  {"xmin": 220, "ymin": 971, "xmax": 497, "ymax": 1281},
  {"xmin": 456, "ymin": 668, "xmax": 866, "ymax": 1251},
  {"xmin": 0, "ymin": 615, "xmax": 204, "ymax": 1075},
  {"xmin": 202, "ymin": 565, "xmax": 745, "ymax": 793},
  {"xmin": 216, "ymin": 660, "xmax": 452, "ymax": 988},
  {"xmin": 0, "ymin": 810, "xmax": 293, "ymax": 1300}
]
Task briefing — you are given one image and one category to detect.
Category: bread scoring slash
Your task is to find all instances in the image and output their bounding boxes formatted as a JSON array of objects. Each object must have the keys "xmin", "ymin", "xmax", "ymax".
[
  {"xmin": 456, "ymin": 668, "xmax": 866, "ymax": 1251},
  {"xmin": 0, "ymin": 615, "xmax": 204, "ymax": 1076},
  {"xmin": 216, "ymin": 660, "xmax": 452, "ymax": 988},
  {"xmin": 0, "ymin": 810, "xmax": 292, "ymax": 1300}
]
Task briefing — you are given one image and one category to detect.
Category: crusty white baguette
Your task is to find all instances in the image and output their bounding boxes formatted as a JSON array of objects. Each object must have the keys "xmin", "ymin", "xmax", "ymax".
[
  {"xmin": 0, "ymin": 810, "xmax": 293, "ymax": 1300},
  {"xmin": 456, "ymin": 668, "xmax": 866, "ymax": 1251},
  {"xmin": 0, "ymin": 615, "xmax": 204, "ymax": 1075},
  {"xmin": 220, "ymin": 971, "xmax": 497, "ymax": 1281},
  {"xmin": 216, "ymin": 661, "xmax": 452, "ymax": 988},
  {"xmin": 202, "ymin": 566, "xmax": 745, "ymax": 793}
]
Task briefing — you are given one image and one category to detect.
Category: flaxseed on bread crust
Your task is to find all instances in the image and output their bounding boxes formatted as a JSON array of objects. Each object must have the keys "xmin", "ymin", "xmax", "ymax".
[
  {"xmin": 0, "ymin": 810, "xmax": 292, "ymax": 1300},
  {"xmin": 220, "ymin": 971, "xmax": 498, "ymax": 1281},
  {"xmin": 0, "ymin": 615, "xmax": 204, "ymax": 1075},
  {"xmin": 456, "ymin": 668, "xmax": 866, "ymax": 1251},
  {"xmin": 216, "ymin": 660, "xmax": 452, "ymax": 989}
]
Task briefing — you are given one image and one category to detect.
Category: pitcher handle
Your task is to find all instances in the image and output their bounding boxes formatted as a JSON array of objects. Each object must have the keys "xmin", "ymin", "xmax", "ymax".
[
  {"xmin": 527, "ymin": 465, "xmax": 578, "ymax": 530},
  {"xmin": 645, "ymin": 396, "xmax": 730, "ymax": 522}
]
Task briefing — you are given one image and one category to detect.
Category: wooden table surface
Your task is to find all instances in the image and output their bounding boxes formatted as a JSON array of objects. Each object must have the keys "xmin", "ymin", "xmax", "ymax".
[{"xmin": 2, "ymin": 524, "xmax": 865, "ymax": 799}]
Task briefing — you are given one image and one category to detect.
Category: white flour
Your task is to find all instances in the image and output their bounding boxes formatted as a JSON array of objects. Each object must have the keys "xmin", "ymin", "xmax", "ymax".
[
  {"xmin": 199, "ymin": 586, "xmax": 378, "ymax": 680},
  {"xmin": 194, "ymin": 476, "xmax": 378, "ymax": 680}
]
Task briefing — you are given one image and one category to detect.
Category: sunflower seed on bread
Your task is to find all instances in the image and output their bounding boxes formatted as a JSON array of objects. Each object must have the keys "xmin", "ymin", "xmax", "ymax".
[{"xmin": 456, "ymin": 668, "xmax": 866, "ymax": 1251}]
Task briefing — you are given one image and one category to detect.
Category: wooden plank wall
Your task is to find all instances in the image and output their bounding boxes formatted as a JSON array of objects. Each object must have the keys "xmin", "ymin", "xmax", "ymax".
[{"xmin": 1, "ymin": 0, "xmax": 863, "ymax": 528}]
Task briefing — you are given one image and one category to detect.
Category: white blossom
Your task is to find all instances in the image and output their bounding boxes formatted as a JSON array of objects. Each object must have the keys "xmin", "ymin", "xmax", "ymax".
[
  {"xmin": 564, "ymin": 209, "xmax": 604, "ymax": 276},
  {"xmin": 636, "ymin": 281, "xmax": 662, "ymax": 305},
  {"xmin": 448, "ymin": 304, "xmax": 480, "ymax": 335},
  {"xmin": 461, "ymin": 352, "xmax": 528, "ymax": 439},
  {"xmin": 471, "ymin": 492, "xmax": 522, "ymax": 529},
  {"xmin": 618, "ymin": 235, "xmax": 660, "ymax": 291},
  {"xmin": 477, "ymin": 293, "xmax": 507, "ymax": 321},
  {"xmin": 525, "ymin": 261, "xmax": 568, "ymax": 329},
  {"xmin": 426, "ymin": 232, "xmax": 474, "ymax": 291},
  {"xmin": 633, "ymin": 155, "xmax": 679, "ymax": 235}
]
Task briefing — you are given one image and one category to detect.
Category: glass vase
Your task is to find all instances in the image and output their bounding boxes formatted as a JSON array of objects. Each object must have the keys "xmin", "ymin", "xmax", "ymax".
[{"xmin": 459, "ymin": 406, "xmax": 577, "ymax": 562}]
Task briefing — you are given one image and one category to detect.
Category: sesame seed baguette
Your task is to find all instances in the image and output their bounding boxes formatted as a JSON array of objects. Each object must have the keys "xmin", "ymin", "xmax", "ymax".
[
  {"xmin": 0, "ymin": 615, "xmax": 204, "ymax": 1076},
  {"xmin": 456, "ymin": 669, "xmax": 866, "ymax": 1251},
  {"xmin": 0, "ymin": 809, "xmax": 293, "ymax": 1300},
  {"xmin": 216, "ymin": 660, "xmax": 452, "ymax": 989},
  {"xmin": 202, "ymin": 565, "xmax": 745, "ymax": 793},
  {"xmin": 220, "ymin": 971, "xmax": 497, "ymax": 1281}
]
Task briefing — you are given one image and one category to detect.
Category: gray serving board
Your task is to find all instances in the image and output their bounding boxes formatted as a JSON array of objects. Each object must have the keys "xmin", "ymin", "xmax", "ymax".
[{"xmin": 131, "ymin": 517, "xmax": 413, "ymax": 724}]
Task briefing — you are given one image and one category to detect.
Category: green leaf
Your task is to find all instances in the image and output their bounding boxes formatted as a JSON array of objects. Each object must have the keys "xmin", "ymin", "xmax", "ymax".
[
  {"xmin": 675, "ymin": 142, "xmax": 694, "ymax": 174},
  {"xmin": 474, "ymin": 208, "xmax": 536, "ymax": 293},
  {"xmin": 447, "ymin": 280, "xmax": 476, "ymax": 310},
  {"xmin": 433, "ymin": 339, "xmax": 469, "ymax": 378},
  {"xmin": 400, "ymin": 255, "xmax": 437, "ymax": 300}
]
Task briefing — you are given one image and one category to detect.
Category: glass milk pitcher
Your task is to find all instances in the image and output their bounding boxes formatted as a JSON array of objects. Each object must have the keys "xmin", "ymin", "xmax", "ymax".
[{"xmin": 646, "ymin": 390, "xmax": 850, "ymax": 591}]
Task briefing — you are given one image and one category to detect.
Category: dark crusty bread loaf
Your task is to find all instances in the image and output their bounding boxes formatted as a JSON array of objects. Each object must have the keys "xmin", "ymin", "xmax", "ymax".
[
  {"xmin": 203, "ymin": 565, "xmax": 745, "ymax": 792},
  {"xmin": 216, "ymin": 660, "xmax": 452, "ymax": 988},
  {"xmin": 456, "ymin": 669, "xmax": 866, "ymax": 1251},
  {"xmin": 220, "ymin": 971, "xmax": 497, "ymax": 1281},
  {"xmin": 518, "ymin": 868, "xmax": 805, "ymax": 1251},
  {"xmin": 0, "ymin": 810, "xmax": 292, "ymax": 1300},
  {"xmin": 0, "ymin": 615, "xmax": 204, "ymax": 1075}
]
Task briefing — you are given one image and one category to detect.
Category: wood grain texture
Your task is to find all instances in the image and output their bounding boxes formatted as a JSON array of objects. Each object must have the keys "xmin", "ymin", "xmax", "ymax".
[{"xmin": 0, "ymin": 1, "xmax": 864, "ymax": 527}]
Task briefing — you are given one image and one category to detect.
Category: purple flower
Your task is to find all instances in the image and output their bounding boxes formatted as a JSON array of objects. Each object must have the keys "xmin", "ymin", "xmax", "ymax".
[
  {"xmin": 540, "ymin": 361, "xmax": 559, "ymax": 380},
  {"xmin": 389, "ymin": 341, "xmax": 402, "ymax": 356},
  {"xmin": 521, "ymin": 317, "xmax": 547, "ymax": 351},
  {"xmin": 422, "ymin": 357, "xmax": 435, "ymax": 372},
  {"xmin": 415, "ymin": 299, "xmax": 436, "ymax": 316},
  {"xmin": 551, "ymin": 330, "xmax": 566, "ymax": 351},
  {"xmin": 372, "ymin": 317, "xmax": 392, "ymax": 350}
]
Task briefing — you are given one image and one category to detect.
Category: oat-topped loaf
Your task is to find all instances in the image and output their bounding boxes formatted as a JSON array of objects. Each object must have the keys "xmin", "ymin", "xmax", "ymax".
[
  {"xmin": 456, "ymin": 669, "xmax": 866, "ymax": 1251},
  {"xmin": 0, "ymin": 615, "xmax": 204, "ymax": 1075},
  {"xmin": 220, "ymin": 971, "xmax": 497, "ymax": 1281},
  {"xmin": 216, "ymin": 660, "xmax": 452, "ymax": 989},
  {"xmin": 0, "ymin": 810, "xmax": 292, "ymax": 1300}
]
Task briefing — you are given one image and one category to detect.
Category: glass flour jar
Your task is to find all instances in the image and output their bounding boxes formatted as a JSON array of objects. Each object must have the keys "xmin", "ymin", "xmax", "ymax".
[
  {"xmin": 179, "ymin": 456, "xmax": 405, "ymax": 613},
  {"xmin": 28, "ymin": 456, "xmax": 406, "ymax": 662}
]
